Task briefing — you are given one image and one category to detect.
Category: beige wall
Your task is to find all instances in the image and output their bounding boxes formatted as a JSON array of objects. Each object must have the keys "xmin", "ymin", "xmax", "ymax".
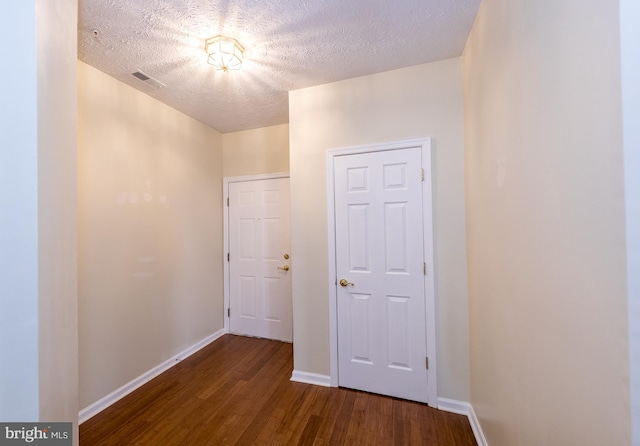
[
  {"xmin": 78, "ymin": 61, "xmax": 224, "ymax": 409},
  {"xmin": 37, "ymin": 0, "xmax": 79, "ymax": 436},
  {"xmin": 463, "ymin": 0, "xmax": 629, "ymax": 444},
  {"xmin": 222, "ymin": 124, "xmax": 289, "ymax": 177},
  {"xmin": 289, "ymin": 58, "xmax": 470, "ymax": 401}
]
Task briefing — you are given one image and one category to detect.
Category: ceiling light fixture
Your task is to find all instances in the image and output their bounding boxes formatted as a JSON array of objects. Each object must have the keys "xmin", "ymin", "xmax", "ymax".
[{"xmin": 205, "ymin": 36, "xmax": 244, "ymax": 72}]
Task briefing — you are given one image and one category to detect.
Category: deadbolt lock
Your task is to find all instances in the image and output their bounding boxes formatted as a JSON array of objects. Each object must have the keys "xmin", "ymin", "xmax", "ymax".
[{"xmin": 283, "ymin": 253, "xmax": 290, "ymax": 259}]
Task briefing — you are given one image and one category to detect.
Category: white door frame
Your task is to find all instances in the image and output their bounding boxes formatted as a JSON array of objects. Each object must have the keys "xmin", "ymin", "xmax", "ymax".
[
  {"xmin": 223, "ymin": 172, "xmax": 290, "ymax": 334},
  {"xmin": 326, "ymin": 138, "xmax": 437, "ymax": 406}
]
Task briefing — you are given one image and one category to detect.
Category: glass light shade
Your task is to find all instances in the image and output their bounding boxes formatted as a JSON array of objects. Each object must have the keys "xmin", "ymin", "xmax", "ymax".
[{"xmin": 205, "ymin": 36, "xmax": 244, "ymax": 71}]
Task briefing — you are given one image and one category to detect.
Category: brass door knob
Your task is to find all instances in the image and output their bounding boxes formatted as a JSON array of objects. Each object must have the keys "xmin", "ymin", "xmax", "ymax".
[
  {"xmin": 277, "ymin": 265, "xmax": 290, "ymax": 271},
  {"xmin": 339, "ymin": 279, "xmax": 354, "ymax": 287}
]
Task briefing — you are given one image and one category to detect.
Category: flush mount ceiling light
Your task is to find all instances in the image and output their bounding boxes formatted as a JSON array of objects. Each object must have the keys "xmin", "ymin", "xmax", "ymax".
[{"xmin": 205, "ymin": 36, "xmax": 244, "ymax": 72}]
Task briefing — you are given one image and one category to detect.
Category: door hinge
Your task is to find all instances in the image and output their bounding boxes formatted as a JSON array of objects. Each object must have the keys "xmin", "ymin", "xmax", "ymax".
[
  {"xmin": 423, "ymin": 262, "xmax": 426, "ymax": 275},
  {"xmin": 426, "ymin": 357, "xmax": 429, "ymax": 369},
  {"xmin": 226, "ymin": 197, "xmax": 229, "ymax": 207},
  {"xmin": 228, "ymin": 308, "xmax": 230, "ymax": 317},
  {"xmin": 421, "ymin": 168, "xmax": 425, "ymax": 181},
  {"xmin": 227, "ymin": 252, "xmax": 230, "ymax": 262}
]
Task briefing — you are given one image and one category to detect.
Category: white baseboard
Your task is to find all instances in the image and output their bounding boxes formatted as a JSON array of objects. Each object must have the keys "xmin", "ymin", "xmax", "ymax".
[
  {"xmin": 79, "ymin": 328, "xmax": 226, "ymax": 424},
  {"xmin": 438, "ymin": 398, "xmax": 488, "ymax": 446},
  {"xmin": 290, "ymin": 370, "xmax": 332, "ymax": 387}
]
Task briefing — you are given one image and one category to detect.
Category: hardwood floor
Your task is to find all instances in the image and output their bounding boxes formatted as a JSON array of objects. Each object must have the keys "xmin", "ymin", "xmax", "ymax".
[{"xmin": 80, "ymin": 335, "xmax": 476, "ymax": 445}]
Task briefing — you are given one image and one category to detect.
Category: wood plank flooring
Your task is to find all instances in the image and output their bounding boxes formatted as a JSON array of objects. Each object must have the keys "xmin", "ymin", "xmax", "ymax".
[{"xmin": 80, "ymin": 335, "xmax": 476, "ymax": 445}]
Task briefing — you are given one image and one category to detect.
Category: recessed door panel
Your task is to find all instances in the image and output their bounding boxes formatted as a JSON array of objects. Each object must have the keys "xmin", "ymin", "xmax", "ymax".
[
  {"xmin": 263, "ymin": 189, "xmax": 280, "ymax": 205},
  {"xmin": 238, "ymin": 191, "xmax": 255, "ymax": 206},
  {"xmin": 348, "ymin": 204, "xmax": 370, "ymax": 272},
  {"xmin": 350, "ymin": 293, "xmax": 373, "ymax": 364},
  {"xmin": 240, "ymin": 276, "xmax": 256, "ymax": 319},
  {"xmin": 383, "ymin": 163, "xmax": 407, "ymax": 190},
  {"xmin": 384, "ymin": 202, "xmax": 409, "ymax": 274},
  {"xmin": 239, "ymin": 219, "xmax": 255, "ymax": 260},
  {"xmin": 263, "ymin": 218, "xmax": 280, "ymax": 260},
  {"xmin": 263, "ymin": 277, "xmax": 281, "ymax": 322},
  {"xmin": 387, "ymin": 295, "xmax": 411, "ymax": 371},
  {"xmin": 347, "ymin": 167, "xmax": 369, "ymax": 192}
]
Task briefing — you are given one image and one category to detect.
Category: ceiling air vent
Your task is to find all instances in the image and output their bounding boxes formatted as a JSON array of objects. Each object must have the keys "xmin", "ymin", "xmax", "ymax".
[{"xmin": 131, "ymin": 70, "xmax": 165, "ymax": 90}]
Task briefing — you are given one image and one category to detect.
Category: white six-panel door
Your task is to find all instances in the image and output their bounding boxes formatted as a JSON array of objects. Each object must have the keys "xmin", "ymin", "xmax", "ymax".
[
  {"xmin": 334, "ymin": 147, "xmax": 428, "ymax": 402},
  {"xmin": 228, "ymin": 178, "xmax": 292, "ymax": 342}
]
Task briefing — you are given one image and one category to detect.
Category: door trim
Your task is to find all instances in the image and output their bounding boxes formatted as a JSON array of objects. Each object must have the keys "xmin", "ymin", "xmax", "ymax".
[
  {"xmin": 326, "ymin": 138, "xmax": 437, "ymax": 406},
  {"xmin": 223, "ymin": 172, "xmax": 290, "ymax": 334}
]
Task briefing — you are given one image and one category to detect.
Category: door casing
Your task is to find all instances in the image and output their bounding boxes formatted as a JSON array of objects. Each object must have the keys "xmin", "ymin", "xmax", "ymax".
[
  {"xmin": 326, "ymin": 138, "xmax": 437, "ymax": 406},
  {"xmin": 223, "ymin": 172, "xmax": 290, "ymax": 335}
]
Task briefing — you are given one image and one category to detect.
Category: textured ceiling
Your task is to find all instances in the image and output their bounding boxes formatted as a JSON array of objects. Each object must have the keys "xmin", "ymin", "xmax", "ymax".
[{"xmin": 78, "ymin": 0, "xmax": 481, "ymax": 133}]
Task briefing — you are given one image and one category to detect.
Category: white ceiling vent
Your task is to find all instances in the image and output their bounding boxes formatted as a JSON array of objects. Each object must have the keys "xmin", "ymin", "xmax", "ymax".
[{"xmin": 131, "ymin": 70, "xmax": 165, "ymax": 90}]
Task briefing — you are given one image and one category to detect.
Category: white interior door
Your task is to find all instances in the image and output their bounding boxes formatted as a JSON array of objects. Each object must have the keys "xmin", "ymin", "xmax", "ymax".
[
  {"xmin": 334, "ymin": 147, "xmax": 429, "ymax": 403},
  {"xmin": 228, "ymin": 178, "xmax": 292, "ymax": 342}
]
